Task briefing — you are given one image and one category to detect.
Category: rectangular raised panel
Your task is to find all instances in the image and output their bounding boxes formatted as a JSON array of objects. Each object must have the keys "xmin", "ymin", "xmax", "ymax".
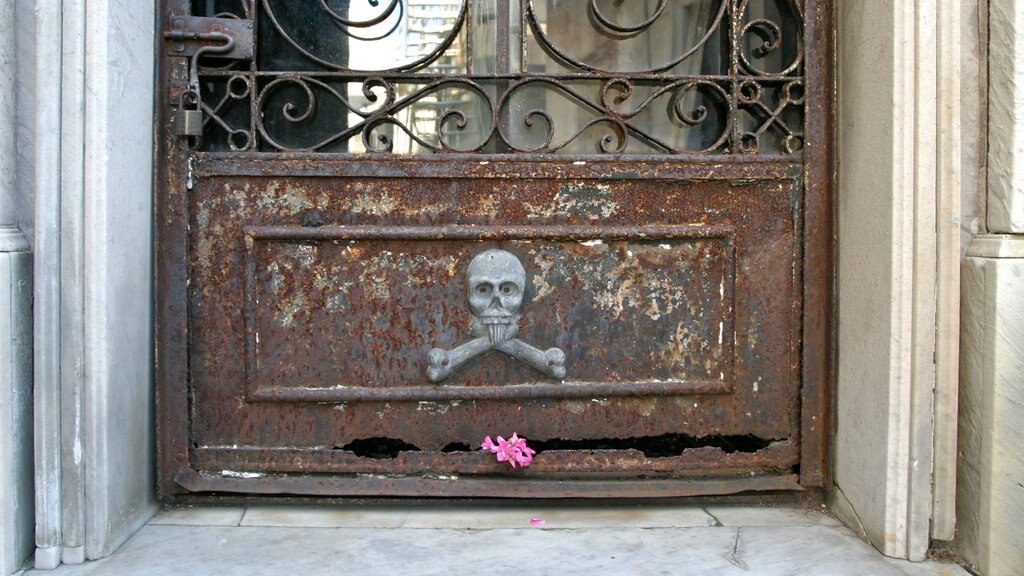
[
  {"xmin": 243, "ymin": 225, "xmax": 736, "ymax": 402},
  {"xmin": 182, "ymin": 174, "xmax": 802, "ymax": 482}
]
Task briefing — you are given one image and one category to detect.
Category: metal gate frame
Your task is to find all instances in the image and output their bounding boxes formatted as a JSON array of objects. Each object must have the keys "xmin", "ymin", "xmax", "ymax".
[{"xmin": 153, "ymin": 0, "xmax": 834, "ymax": 498}]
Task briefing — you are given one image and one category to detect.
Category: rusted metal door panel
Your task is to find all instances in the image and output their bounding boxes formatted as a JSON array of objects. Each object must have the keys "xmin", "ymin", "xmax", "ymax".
[
  {"xmin": 155, "ymin": 0, "xmax": 833, "ymax": 498},
  {"xmin": 173, "ymin": 163, "xmax": 805, "ymax": 494}
]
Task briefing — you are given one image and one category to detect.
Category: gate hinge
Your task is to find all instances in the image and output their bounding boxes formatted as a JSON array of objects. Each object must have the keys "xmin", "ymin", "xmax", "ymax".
[{"xmin": 164, "ymin": 16, "xmax": 253, "ymax": 61}]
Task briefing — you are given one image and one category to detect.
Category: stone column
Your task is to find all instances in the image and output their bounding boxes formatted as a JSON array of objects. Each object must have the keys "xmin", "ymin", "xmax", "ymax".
[
  {"xmin": 956, "ymin": 1, "xmax": 1024, "ymax": 574},
  {"xmin": 0, "ymin": 0, "xmax": 36, "ymax": 573},
  {"xmin": 0, "ymin": 0, "xmax": 27, "ymax": 250}
]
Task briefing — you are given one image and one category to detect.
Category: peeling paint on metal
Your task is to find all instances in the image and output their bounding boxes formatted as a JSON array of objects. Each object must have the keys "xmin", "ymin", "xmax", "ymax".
[
  {"xmin": 523, "ymin": 183, "xmax": 619, "ymax": 220},
  {"xmin": 220, "ymin": 470, "xmax": 262, "ymax": 479}
]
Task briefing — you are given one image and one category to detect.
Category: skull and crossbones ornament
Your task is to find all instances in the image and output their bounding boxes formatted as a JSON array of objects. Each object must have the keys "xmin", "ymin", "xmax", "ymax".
[{"xmin": 427, "ymin": 249, "xmax": 566, "ymax": 383}]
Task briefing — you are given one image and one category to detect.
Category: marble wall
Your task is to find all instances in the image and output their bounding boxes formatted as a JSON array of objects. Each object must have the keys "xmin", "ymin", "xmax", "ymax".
[
  {"xmin": 11, "ymin": 0, "xmax": 158, "ymax": 570},
  {"xmin": 955, "ymin": 2, "xmax": 1024, "ymax": 575},
  {"xmin": 958, "ymin": 239, "xmax": 1024, "ymax": 576}
]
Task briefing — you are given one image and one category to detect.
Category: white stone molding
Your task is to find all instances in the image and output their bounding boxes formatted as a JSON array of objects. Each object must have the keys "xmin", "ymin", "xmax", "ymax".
[
  {"xmin": 21, "ymin": 0, "xmax": 158, "ymax": 569},
  {"xmin": 58, "ymin": 0, "xmax": 87, "ymax": 565},
  {"xmin": 835, "ymin": 0, "xmax": 962, "ymax": 560},
  {"xmin": 79, "ymin": 0, "xmax": 158, "ymax": 559},
  {"xmin": 932, "ymin": 0, "xmax": 964, "ymax": 541},
  {"xmin": 22, "ymin": 0, "xmax": 68, "ymax": 569}
]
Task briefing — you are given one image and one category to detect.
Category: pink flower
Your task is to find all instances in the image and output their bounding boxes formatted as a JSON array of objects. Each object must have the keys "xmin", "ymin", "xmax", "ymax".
[{"xmin": 481, "ymin": 433, "xmax": 536, "ymax": 469}]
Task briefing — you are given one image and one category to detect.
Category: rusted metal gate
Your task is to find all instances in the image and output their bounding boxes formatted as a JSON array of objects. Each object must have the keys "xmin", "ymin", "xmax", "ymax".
[{"xmin": 155, "ymin": 0, "xmax": 832, "ymax": 498}]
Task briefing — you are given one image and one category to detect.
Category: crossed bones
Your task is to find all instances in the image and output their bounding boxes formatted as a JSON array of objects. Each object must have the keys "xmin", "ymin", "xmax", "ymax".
[{"xmin": 426, "ymin": 249, "xmax": 566, "ymax": 383}]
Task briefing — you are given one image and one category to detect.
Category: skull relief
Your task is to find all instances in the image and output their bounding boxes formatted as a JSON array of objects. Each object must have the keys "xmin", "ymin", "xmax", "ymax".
[
  {"xmin": 467, "ymin": 249, "xmax": 525, "ymax": 344},
  {"xmin": 426, "ymin": 248, "xmax": 566, "ymax": 383}
]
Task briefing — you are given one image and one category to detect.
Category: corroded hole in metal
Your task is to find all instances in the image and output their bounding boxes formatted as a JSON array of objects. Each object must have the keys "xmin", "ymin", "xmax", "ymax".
[
  {"xmin": 528, "ymin": 434, "xmax": 775, "ymax": 457},
  {"xmin": 339, "ymin": 438, "xmax": 422, "ymax": 459},
  {"xmin": 441, "ymin": 442, "xmax": 473, "ymax": 453},
  {"xmin": 300, "ymin": 210, "xmax": 324, "ymax": 228},
  {"xmin": 342, "ymin": 434, "xmax": 775, "ymax": 459}
]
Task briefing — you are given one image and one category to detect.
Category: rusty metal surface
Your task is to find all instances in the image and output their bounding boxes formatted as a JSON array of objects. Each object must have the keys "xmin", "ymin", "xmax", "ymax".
[
  {"xmin": 195, "ymin": 154, "xmax": 802, "ymax": 179},
  {"xmin": 173, "ymin": 467, "xmax": 803, "ymax": 499},
  {"xmin": 797, "ymin": 0, "xmax": 834, "ymax": 487},
  {"xmin": 191, "ymin": 440, "xmax": 798, "ymax": 477},
  {"xmin": 155, "ymin": 0, "xmax": 834, "ymax": 499},
  {"xmin": 155, "ymin": 0, "xmax": 197, "ymax": 496},
  {"xmin": 240, "ymin": 223, "xmax": 738, "ymax": 402},
  {"xmin": 180, "ymin": 171, "xmax": 801, "ymax": 488},
  {"xmin": 163, "ymin": 15, "xmax": 254, "ymax": 60}
]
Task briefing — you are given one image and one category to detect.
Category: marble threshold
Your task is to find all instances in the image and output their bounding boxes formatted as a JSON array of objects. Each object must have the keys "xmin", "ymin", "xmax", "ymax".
[{"xmin": 18, "ymin": 505, "xmax": 969, "ymax": 575}]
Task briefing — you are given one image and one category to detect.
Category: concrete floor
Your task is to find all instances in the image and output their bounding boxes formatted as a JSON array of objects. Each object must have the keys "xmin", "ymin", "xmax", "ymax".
[{"xmin": 22, "ymin": 505, "xmax": 969, "ymax": 576}]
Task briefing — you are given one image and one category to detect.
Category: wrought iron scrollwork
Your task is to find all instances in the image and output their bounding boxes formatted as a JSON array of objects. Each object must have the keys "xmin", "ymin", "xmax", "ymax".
[
  {"xmin": 527, "ymin": 0, "xmax": 730, "ymax": 75},
  {"xmin": 185, "ymin": 0, "xmax": 806, "ymax": 156},
  {"xmin": 261, "ymin": 0, "xmax": 466, "ymax": 72},
  {"xmin": 590, "ymin": 0, "xmax": 670, "ymax": 35},
  {"xmin": 737, "ymin": 0, "xmax": 804, "ymax": 76},
  {"xmin": 250, "ymin": 75, "xmax": 494, "ymax": 152}
]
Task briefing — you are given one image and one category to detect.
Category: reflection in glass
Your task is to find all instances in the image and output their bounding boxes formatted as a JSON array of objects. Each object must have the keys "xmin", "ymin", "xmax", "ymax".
[
  {"xmin": 346, "ymin": 0, "xmax": 476, "ymax": 153},
  {"xmin": 258, "ymin": 0, "xmax": 475, "ymax": 153},
  {"xmin": 527, "ymin": 0, "xmax": 726, "ymax": 75},
  {"xmin": 258, "ymin": 0, "xmax": 466, "ymax": 72},
  {"xmin": 517, "ymin": 0, "xmax": 728, "ymax": 153}
]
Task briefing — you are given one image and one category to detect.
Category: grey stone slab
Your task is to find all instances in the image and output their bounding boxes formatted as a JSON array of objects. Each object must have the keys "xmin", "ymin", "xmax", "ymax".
[
  {"xmin": 150, "ymin": 507, "xmax": 246, "ymax": 527},
  {"xmin": 703, "ymin": 504, "xmax": 843, "ymax": 527},
  {"xmin": 735, "ymin": 526, "xmax": 969, "ymax": 576},
  {"xmin": 400, "ymin": 505, "xmax": 715, "ymax": 529},
  {"xmin": 241, "ymin": 506, "xmax": 406, "ymax": 528},
  {"xmin": 23, "ymin": 523, "xmax": 969, "ymax": 576},
  {"xmin": 240, "ymin": 504, "xmax": 714, "ymax": 530}
]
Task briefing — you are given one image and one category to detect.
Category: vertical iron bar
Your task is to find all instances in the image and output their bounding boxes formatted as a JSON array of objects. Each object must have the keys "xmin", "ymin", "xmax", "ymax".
[
  {"xmin": 465, "ymin": 0, "xmax": 473, "ymax": 74},
  {"xmin": 493, "ymin": 0, "xmax": 512, "ymax": 151},
  {"xmin": 730, "ymin": 0, "xmax": 742, "ymax": 153},
  {"xmin": 250, "ymin": 0, "xmax": 259, "ymax": 150},
  {"xmin": 496, "ymin": 0, "xmax": 509, "ymax": 73},
  {"xmin": 514, "ymin": 0, "xmax": 525, "ymax": 74}
]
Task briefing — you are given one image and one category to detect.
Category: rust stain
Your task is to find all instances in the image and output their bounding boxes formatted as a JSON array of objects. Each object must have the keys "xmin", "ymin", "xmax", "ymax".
[
  {"xmin": 162, "ymin": 160, "xmax": 816, "ymax": 498},
  {"xmin": 524, "ymin": 183, "xmax": 620, "ymax": 220},
  {"xmin": 350, "ymin": 189, "xmax": 399, "ymax": 216}
]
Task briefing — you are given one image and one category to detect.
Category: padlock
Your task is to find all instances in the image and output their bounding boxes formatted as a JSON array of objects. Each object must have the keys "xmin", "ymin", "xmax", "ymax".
[{"xmin": 175, "ymin": 89, "xmax": 204, "ymax": 137}]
